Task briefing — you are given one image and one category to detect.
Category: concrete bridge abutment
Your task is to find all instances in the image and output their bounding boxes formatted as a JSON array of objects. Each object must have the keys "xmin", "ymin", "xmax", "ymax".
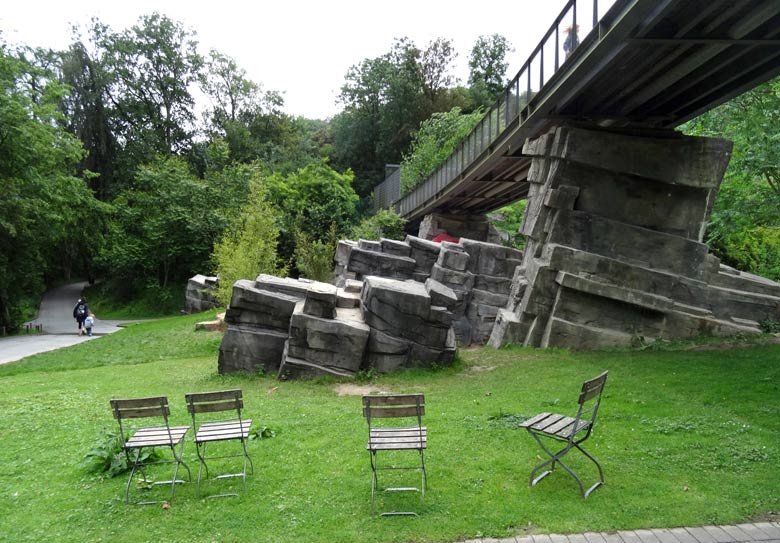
[{"xmin": 489, "ymin": 125, "xmax": 780, "ymax": 349}]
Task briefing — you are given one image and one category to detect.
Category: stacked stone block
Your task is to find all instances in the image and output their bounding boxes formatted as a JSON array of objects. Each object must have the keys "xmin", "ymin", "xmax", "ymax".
[{"xmin": 361, "ymin": 276, "xmax": 456, "ymax": 372}]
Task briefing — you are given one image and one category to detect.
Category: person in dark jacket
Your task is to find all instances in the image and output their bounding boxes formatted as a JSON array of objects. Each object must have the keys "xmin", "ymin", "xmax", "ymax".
[
  {"xmin": 563, "ymin": 24, "xmax": 580, "ymax": 59},
  {"xmin": 73, "ymin": 297, "xmax": 90, "ymax": 336}
]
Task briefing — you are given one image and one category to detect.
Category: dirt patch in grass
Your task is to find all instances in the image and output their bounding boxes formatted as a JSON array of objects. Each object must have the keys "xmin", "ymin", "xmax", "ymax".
[
  {"xmin": 334, "ymin": 383, "xmax": 390, "ymax": 396},
  {"xmin": 467, "ymin": 365, "xmax": 496, "ymax": 372},
  {"xmin": 682, "ymin": 336, "xmax": 780, "ymax": 351}
]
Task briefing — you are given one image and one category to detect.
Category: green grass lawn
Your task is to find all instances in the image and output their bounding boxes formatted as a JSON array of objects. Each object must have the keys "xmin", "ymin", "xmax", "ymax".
[{"xmin": 1, "ymin": 312, "xmax": 779, "ymax": 543}]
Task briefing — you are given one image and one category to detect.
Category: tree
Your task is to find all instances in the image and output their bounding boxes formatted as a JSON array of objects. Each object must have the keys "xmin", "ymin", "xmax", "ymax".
[
  {"xmin": 98, "ymin": 156, "xmax": 248, "ymax": 291},
  {"xmin": 350, "ymin": 209, "xmax": 407, "ymax": 241},
  {"xmin": 333, "ymin": 37, "xmax": 466, "ymax": 198},
  {"xmin": 683, "ymin": 77, "xmax": 780, "ymax": 280},
  {"xmin": 93, "ymin": 13, "xmax": 203, "ymax": 170},
  {"xmin": 0, "ymin": 45, "xmax": 104, "ymax": 330},
  {"xmin": 59, "ymin": 38, "xmax": 117, "ymax": 199},
  {"xmin": 212, "ymin": 177, "xmax": 285, "ymax": 305},
  {"xmin": 468, "ymin": 34, "xmax": 512, "ymax": 109}
]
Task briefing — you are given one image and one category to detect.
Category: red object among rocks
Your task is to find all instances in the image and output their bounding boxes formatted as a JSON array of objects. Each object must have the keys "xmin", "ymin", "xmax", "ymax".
[{"xmin": 431, "ymin": 233, "xmax": 459, "ymax": 244}]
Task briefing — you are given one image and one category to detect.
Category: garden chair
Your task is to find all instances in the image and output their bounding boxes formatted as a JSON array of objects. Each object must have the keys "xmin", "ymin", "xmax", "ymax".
[
  {"xmin": 185, "ymin": 389, "xmax": 253, "ymax": 498},
  {"xmin": 362, "ymin": 394, "xmax": 427, "ymax": 515},
  {"xmin": 109, "ymin": 396, "xmax": 191, "ymax": 504},
  {"xmin": 520, "ymin": 370, "xmax": 608, "ymax": 498}
]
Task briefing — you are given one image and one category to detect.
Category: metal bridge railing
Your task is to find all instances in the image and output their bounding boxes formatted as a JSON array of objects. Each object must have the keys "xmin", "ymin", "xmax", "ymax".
[{"xmin": 374, "ymin": 0, "xmax": 616, "ymax": 217}]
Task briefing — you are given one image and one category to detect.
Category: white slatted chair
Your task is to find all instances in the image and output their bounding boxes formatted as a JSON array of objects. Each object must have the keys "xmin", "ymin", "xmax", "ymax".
[
  {"xmin": 185, "ymin": 389, "xmax": 253, "ymax": 498},
  {"xmin": 362, "ymin": 394, "xmax": 427, "ymax": 515},
  {"xmin": 109, "ymin": 396, "xmax": 191, "ymax": 504},
  {"xmin": 520, "ymin": 371, "xmax": 609, "ymax": 498}
]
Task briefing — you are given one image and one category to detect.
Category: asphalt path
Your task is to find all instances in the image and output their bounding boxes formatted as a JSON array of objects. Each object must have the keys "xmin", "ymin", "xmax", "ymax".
[{"xmin": 0, "ymin": 281, "xmax": 140, "ymax": 365}]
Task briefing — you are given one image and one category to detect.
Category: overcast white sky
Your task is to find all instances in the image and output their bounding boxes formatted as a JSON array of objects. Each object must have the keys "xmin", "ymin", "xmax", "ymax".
[{"xmin": 1, "ymin": 0, "xmax": 605, "ymax": 120}]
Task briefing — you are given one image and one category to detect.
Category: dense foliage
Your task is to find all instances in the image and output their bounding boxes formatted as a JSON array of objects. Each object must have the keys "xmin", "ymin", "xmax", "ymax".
[
  {"xmin": 683, "ymin": 78, "xmax": 780, "ymax": 281},
  {"xmin": 400, "ymin": 106, "xmax": 484, "ymax": 196}
]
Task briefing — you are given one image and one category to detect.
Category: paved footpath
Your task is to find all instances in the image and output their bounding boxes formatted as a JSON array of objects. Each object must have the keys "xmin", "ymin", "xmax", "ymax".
[
  {"xmin": 0, "ymin": 281, "xmax": 142, "ymax": 365},
  {"xmin": 464, "ymin": 523, "xmax": 780, "ymax": 543}
]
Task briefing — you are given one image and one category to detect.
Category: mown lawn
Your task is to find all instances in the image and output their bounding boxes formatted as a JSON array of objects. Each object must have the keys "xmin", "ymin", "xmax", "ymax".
[{"xmin": 1, "ymin": 312, "xmax": 778, "ymax": 543}]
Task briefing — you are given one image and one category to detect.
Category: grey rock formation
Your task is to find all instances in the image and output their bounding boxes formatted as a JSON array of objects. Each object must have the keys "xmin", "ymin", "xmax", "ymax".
[{"xmin": 184, "ymin": 274, "xmax": 221, "ymax": 313}]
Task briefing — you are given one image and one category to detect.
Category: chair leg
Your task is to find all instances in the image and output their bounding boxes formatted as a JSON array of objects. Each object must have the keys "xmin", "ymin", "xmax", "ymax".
[
  {"xmin": 169, "ymin": 440, "xmax": 192, "ymax": 503},
  {"xmin": 194, "ymin": 441, "xmax": 208, "ymax": 498},
  {"xmin": 369, "ymin": 451, "xmax": 378, "ymax": 514},
  {"xmin": 528, "ymin": 432, "xmax": 604, "ymax": 499},
  {"xmin": 124, "ymin": 448, "xmax": 141, "ymax": 504},
  {"xmin": 419, "ymin": 449, "xmax": 426, "ymax": 506}
]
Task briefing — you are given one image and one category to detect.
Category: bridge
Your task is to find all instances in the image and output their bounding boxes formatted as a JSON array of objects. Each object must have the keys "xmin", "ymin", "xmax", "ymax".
[{"xmin": 374, "ymin": 0, "xmax": 780, "ymax": 228}]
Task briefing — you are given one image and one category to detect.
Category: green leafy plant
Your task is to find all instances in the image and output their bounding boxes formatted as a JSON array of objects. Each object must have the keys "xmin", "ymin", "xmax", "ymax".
[
  {"xmin": 80, "ymin": 429, "xmax": 158, "ymax": 478},
  {"xmin": 760, "ymin": 318, "xmax": 780, "ymax": 334},
  {"xmin": 249, "ymin": 425, "xmax": 277, "ymax": 440}
]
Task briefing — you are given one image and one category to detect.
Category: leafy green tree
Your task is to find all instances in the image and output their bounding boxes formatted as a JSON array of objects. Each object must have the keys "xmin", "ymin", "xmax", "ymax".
[
  {"xmin": 212, "ymin": 180, "xmax": 285, "ymax": 305},
  {"xmin": 683, "ymin": 77, "xmax": 780, "ymax": 279},
  {"xmin": 468, "ymin": 34, "xmax": 512, "ymax": 108},
  {"xmin": 400, "ymin": 106, "xmax": 484, "ymax": 195},
  {"xmin": 59, "ymin": 39, "xmax": 117, "ymax": 199},
  {"xmin": 92, "ymin": 13, "xmax": 203, "ymax": 170},
  {"xmin": 294, "ymin": 224, "xmax": 338, "ymax": 283},
  {"xmin": 98, "ymin": 156, "xmax": 245, "ymax": 291},
  {"xmin": 333, "ymin": 37, "xmax": 467, "ymax": 197},
  {"xmin": 0, "ymin": 45, "xmax": 104, "ymax": 330},
  {"xmin": 265, "ymin": 162, "xmax": 359, "ymax": 242}
]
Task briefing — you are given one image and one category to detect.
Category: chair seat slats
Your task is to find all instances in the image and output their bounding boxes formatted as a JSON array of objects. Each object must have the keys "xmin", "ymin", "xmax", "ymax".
[
  {"xmin": 195, "ymin": 420, "xmax": 252, "ymax": 443},
  {"xmin": 126, "ymin": 426, "xmax": 189, "ymax": 448},
  {"xmin": 520, "ymin": 412, "xmax": 551, "ymax": 428}
]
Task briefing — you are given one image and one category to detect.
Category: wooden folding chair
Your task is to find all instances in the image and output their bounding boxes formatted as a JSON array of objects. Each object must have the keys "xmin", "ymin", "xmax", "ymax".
[
  {"xmin": 109, "ymin": 396, "xmax": 191, "ymax": 504},
  {"xmin": 185, "ymin": 389, "xmax": 253, "ymax": 498},
  {"xmin": 362, "ymin": 394, "xmax": 427, "ymax": 515},
  {"xmin": 520, "ymin": 371, "xmax": 608, "ymax": 498}
]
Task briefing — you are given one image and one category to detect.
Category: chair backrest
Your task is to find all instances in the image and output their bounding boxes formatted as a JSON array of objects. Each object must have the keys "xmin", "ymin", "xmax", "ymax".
[
  {"xmin": 185, "ymin": 389, "xmax": 244, "ymax": 421},
  {"xmin": 362, "ymin": 394, "xmax": 424, "ymax": 427},
  {"xmin": 574, "ymin": 371, "xmax": 608, "ymax": 434},
  {"xmin": 109, "ymin": 396, "xmax": 172, "ymax": 446},
  {"xmin": 110, "ymin": 396, "xmax": 170, "ymax": 421}
]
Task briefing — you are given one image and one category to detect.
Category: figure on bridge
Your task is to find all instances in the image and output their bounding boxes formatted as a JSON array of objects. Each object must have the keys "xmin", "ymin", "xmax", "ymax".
[{"xmin": 563, "ymin": 24, "xmax": 579, "ymax": 59}]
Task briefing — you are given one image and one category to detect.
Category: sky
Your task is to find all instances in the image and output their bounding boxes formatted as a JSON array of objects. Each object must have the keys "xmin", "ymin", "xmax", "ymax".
[{"xmin": 2, "ymin": 0, "xmax": 585, "ymax": 120}]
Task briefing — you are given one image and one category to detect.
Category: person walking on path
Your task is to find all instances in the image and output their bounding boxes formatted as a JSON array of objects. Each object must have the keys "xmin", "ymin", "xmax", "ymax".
[
  {"xmin": 84, "ymin": 313, "xmax": 95, "ymax": 337},
  {"xmin": 72, "ymin": 297, "xmax": 90, "ymax": 335}
]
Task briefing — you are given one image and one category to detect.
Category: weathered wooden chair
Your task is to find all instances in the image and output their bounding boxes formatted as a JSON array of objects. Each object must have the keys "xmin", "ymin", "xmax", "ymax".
[
  {"xmin": 185, "ymin": 389, "xmax": 253, "ymax": 498},
  {"xmin": 362, "ymin": 394, "xmax": 427, "ymax": 515},
  {"xmin": 520, "ymin": 371, "xmax": 608, "ymax": 498},
  {"xmin": 109, "ymin": 396, "xmax": 191, "ymax": 504}
]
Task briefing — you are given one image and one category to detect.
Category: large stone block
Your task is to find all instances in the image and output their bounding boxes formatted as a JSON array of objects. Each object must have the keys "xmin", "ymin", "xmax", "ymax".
[
  {"xmin": 406, "ymin": 235, "xmax": 442, "ymax": 273},
  {"xmin": 347, "ymin": 247, "xmax": 416, "ymax": 280},
  {"xmin": 286, "ymin": 310, "xmax": 369, "ymax": 372},
  {"xmin": 380, "ymin": 238, "xmax": 411, "ymax": 257},
  {"xmin": 218, "ymin": 324, "xmax": 288, "ymax": 374},
  {"xmin": 185, "ymin": 274, "xmax": 221, "ymax": 314},
  {"xmin": 547, "ymin": 210, "xmax": 709, "ymax": 281},
  {"xmin": 358, "ymin": 239, "xmax": 382, "ymax": 252},
  {"xmin": 361, "ymin": 276, "xmax": 452, "ymax": 348},
  {"xmin": 255, "ymin": 274, "xmax": 312, "ymax": 300},
  {"xmin": 303, "ymin": 282, "xmax": 338, "ymax": 319},
  {"xmin": 430, "ymin": 264, "xmax": 475, "ymax": 291},
  {"xmin": 547, "ymin": 126, "xmax": 733, "ymax": 189},
  {"xmin": 227, "ymin": 279, "xmax": 299, "ymax": 330}
]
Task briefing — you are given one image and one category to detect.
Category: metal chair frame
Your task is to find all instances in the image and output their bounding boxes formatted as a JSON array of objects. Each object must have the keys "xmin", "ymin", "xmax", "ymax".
[
  {"xmin": 109, "ymin": 396, "xmax": 192, "ymax": 505},
  {"xmin": 363, "ymin": 394, "xmax": 427, "ymax": 516},
  {"xmin": 185, "ymin": 389, "xmax": 253, "ymax": 499},
  {"xmin": 521, "ymin": 371, "xmax": 608, "ymax": 498}
]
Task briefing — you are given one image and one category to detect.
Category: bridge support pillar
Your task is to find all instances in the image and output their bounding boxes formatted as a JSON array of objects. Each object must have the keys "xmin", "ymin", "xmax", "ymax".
[
  {"xmin": 418, "ymin": 212, "xmax": 501, "ymax": 243},
  {"xmin": 488, "ymin": 125, "xmax": 780, "ymax": 349}
]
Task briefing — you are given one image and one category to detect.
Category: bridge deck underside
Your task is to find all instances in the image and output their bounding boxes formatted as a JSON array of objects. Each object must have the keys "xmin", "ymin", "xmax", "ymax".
[{"xmin": 407, "ymin": 0, "xmax": 780, "ymax": 223}]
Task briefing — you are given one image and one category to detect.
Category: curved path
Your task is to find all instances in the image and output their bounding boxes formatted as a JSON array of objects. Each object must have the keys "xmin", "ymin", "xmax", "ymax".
[{"xmin": 0, "ymin": 281, "xmax": 140, "ymax": 365}]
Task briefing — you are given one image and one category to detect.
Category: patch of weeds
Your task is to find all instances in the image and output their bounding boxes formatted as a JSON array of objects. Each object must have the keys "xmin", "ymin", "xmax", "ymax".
[
  {"xmin": 760, "ymin": 318, "xmax": 780, "ymax": 334},
  {"xmin": 249, "ymin": 425, "xmax": 277, "ymax": 440},
  {"xmin": 80, "ymin": 429, "xmax": 158, "ymax": 478},
  {"xmin": 540, "ymin": 398, "xmax": 560, "ymax": 407},
  {"xmin": 354, "ymin": 368, "xmax": 377, "ymax": 383},
  {"xmin": 486, "ymin": 411, "xmax": 528, "ymax": 429}
]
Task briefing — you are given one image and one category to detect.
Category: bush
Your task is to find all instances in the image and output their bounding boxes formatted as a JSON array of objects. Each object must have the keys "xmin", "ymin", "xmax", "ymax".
[
  {"xmin": 715, "ymin": 226, "xmax": 780, "ymax": 281},
  {"xmin": 212, "ymin": 180, "xmax": 286, "ymax": 305},
  {"xmin": 294, "ymin": 225, "xmax": 337, "ymax": 282},
  {"xmin": 349, "ymin": 209, "xmax": 407, "ymax": 241}
]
